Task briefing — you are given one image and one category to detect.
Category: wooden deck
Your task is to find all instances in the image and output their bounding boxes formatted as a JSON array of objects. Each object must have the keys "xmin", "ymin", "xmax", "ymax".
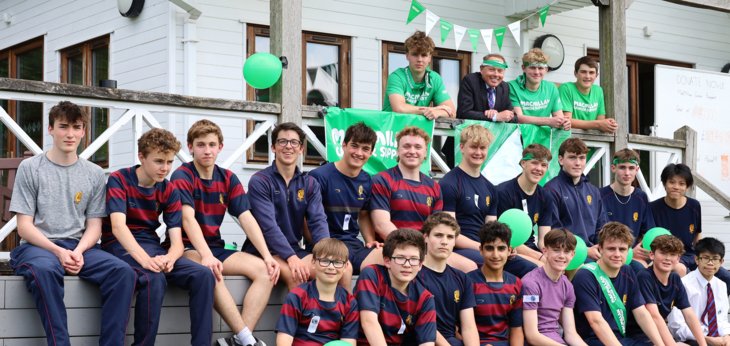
[{"xmin": 0, "ymin": 275, "xmax": 290, "ymax": 345}]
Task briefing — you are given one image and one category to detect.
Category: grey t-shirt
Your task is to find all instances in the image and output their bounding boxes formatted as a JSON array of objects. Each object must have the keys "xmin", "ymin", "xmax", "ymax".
[{"xmin": 10, "ymin": 153, "xmax": 107, "ymax": 241}]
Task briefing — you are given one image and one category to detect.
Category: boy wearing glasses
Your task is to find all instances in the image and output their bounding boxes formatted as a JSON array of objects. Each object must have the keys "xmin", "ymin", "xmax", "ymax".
[
  {"xmin": 171, "ymin": 120, "xmax": 279, "ymax": 346},
  {"xmin": 417, "ymin": 212, "xmax": 479, "ymax": 346},
  {"xmin": 276, "ymin": 239, "xmax": 359, "ymax": 346},
  {"xmin": 637, "ymin": 235, "xmax": 707, "ymax": 346},
  {"xmin": 522, "ymin": 228, "xmax": 586, "ymax": 346},
  {"xmin": 310, "ymin": 122, "xmax": 384, "ymax": 287},
  {"xmin": 245, "ymin": 122, "xmax": 329, "ymax": 290},
  {"xmin": 355, "ymin": 228, "xmax": 437, "ymax": 345},
  {"xmin": 467, "ymin": 221, "xmax": 524, "ymax": 346},
  {"xmin": 668, "ymin": 237, "xmax": 730, "ymax": 345}
]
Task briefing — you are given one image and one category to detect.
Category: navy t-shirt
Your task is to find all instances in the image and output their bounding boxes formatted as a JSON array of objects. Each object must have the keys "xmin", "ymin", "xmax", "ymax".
[
  {"xmin": 309, "ymin": 162, "xmax": 371, "ymax": 244},
  {"xmin": 637, "ymin": 267, "xmax": 690, "ymax": 319},
  {"xmin": 650, "ymin": 197, "xmax": 701, "ymax": 255},
  {"xmin": 573, "ymin": 264, "xmax": 646, "ymax": 340},
  {"xmin": 416, "ymin": 265, "xmax": 476, "ymax": 339},
  {"xmin": 600, "ymin": 186, "xmax": 655, "ymax": 245},
  {"xmin": 440, "ymin": 167, "xmax": 498, "ymax": 242},
  {"xmin": 496, "ymin": 175, "xmax": 555, "ymax": 247}
]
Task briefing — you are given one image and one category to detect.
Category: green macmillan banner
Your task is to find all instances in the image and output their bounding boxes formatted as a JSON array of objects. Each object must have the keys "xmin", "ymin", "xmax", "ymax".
[
  {"xmin": 324, "ymin": 107, "xmax": 434, "ymax": 176},
  {"xmin": 453, "ymin": 120, "xmax": 571, "ymax": 186}
]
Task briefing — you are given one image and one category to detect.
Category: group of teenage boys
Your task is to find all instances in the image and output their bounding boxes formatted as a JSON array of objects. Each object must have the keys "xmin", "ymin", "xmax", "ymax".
[{"xmin": 8, "ymin": 30, "xmax": 730, "ymax": 346}]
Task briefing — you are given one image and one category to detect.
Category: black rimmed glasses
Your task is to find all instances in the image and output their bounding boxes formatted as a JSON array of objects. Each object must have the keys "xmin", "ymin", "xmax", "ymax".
[
  {"xmin": 275, "ymin": 138, "xmax": 302, "ymax": 148},
  {"xmin": 390, "ymin": 256, "xmax": 421, "ymax": 266},
  {"xmin": 316, "ymin": 258, "xmax": 346, "ymax": 268}
]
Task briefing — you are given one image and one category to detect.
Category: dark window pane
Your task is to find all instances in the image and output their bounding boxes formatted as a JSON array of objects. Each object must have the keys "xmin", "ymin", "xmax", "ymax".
[
  {"xmin": 16, "ymin": 48, "xmax": 42, "ymax": 81},
  {"xmin": 253, "ymin": 35, "xmax": 271, "ymax": 102},
  {"xmin": 67, "ymin": 54, "xmax": 83, "ymax": 85},
  {"xmin": 15, "ymin": 101, "xmax": 43, "ymax": 156},
  {"xmin": 92, "ymin": 46, "xmax": 108, "ymax": 86},
  {"xmin": 0, "ymin": 58, "xmax": 8, "ymax": 77},
  {"xmin": 0, "ymin": 59, "xmax": 7, "ymax": 158}
]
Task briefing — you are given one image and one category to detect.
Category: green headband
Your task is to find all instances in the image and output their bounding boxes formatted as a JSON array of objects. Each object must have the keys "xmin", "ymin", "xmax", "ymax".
[
  {"xmin": 482, "ymin": 60, "xmax": 508, "ymax": 69},
  {"xmin": 521, "ymin": 153, "xmax": 548, "ymax": 162},
  {"xmin": 612, "ymin": 158, "xmax": 639, "ymax": 165},
  {"xmin": 523, "ymin": 62, "xmax": 548, "ymax": 68}
]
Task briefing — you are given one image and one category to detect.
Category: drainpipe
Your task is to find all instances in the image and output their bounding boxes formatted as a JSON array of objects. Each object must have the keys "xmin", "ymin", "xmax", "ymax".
[{"xmin": 169, "ymin": 0, "xmax": 201, "ymax": 96}]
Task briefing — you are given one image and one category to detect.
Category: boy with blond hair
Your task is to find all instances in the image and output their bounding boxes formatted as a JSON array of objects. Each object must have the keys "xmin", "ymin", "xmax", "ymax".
[
  {"xmin": 171, "ymin": 119, "xmax": 279, "ymax": 346},
  {"xmin": 509, "ymin": 48, "xmax": 569, "ymax": 130},
  {"xmin": 276, "ymin": 239, "xmax": 359, "ymax": 345},
  {"xmin": 103, "ymin": 128, "xmax": 214, "ymax": 346}
]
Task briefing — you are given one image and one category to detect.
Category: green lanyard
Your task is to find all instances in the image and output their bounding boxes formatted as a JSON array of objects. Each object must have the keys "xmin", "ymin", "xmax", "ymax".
[{"xmin": 583, "ymin": 263, "xmax": 628, "ymax": 336}]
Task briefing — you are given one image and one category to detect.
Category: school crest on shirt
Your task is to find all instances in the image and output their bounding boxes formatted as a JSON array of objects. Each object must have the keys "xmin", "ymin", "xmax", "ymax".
[
  {"xmin": 454, "ymin": 290, "xmax": 460, "ymax": 303},
  {"xmin": 405, "ymin": 314, "xmax": 413, "ymax": 326},
  {"xmin": 689, "ymin": 224, "xmax": 695, "ymax": 233},
  {"xmin": 633, "ymin": 212, "xmax": 639, "ymax": 222},
  {"xmin": 219, "ymin": 193, "xmax": 225, "ymax": 205},
  {"xmin": 485, "ymin": 195, "xmax": 491, "ymax": 207},
  {"xmin": 533, "ymin": 213, "xmax": 539, "ymax": 223},
  {"xmin": 586, "ymin": 195, "xmax": 593, "ymax": 205},
  {"xmin": 357, "ymin": 185, "xmax": 365, "ymax": 200},
  {"xmin": 426, "ymin": 196, "xmax": 433, "ymax": 207},
  {"xmin": 74, "ymin": 192, "xmax": 83, "ymax": 204},
  {"xmin": 297, "ymin": 189, "xmax": 305, "ymax": 202},
  {"xmin": 509, "ymin": 295, "xmax": 516, "ymax": 305},
  {"xmin": 623, "ymin": 294, "xmax": 628, "ymax": 305}
]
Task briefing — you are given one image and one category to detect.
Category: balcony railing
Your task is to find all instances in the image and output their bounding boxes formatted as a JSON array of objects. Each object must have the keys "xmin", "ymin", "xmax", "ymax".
[{"xmin": 0, "ymin": 77, "xmax": 727, "ymax": 259}]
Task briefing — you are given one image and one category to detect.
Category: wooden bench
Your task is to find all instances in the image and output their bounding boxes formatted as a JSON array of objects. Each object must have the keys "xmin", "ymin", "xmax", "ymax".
[{"xmin": 0, "ymin": 275, "xmax": 291, "ymax": 345}]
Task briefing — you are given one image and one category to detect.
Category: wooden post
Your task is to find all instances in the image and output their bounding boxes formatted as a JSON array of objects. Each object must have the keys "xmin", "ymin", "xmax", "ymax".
[
  {"xmin": 598, "ymin": 0, "xmax": 629, "ymax": 153},
  {"xmin": 674, "ymin": 126, "xmax": 697, "ymax": 197},
  {"xmin": 270, "ymin": 0, "xmax": 303, "ymax": 125}
]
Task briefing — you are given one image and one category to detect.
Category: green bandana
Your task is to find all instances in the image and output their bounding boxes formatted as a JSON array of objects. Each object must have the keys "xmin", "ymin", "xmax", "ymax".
[
  {"xmin": 521, "ymin": 153, "xmax": 548, "ymax": 162},
  {"xmin": 612, "ymin": 158, "xmax": 639, "ymax": 166},
  {"xmin": 523, "ymin": 62, "xmax": 548, "ymax": 68},
  {"xmin": 482, "ymin": 60, "xmax": 508, "ymax": 69},
  {"xmin": 583, "ymin": 263, "xmax": 628, "ymax": 336}
]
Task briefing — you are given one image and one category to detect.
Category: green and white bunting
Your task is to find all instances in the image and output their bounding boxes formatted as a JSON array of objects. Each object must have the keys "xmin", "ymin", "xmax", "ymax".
[
  {"xmin": 494, "ymin": 26, "xmax": 507, "ymax": 50},
  {"xmin": 539, "ymin": 5, "xmax": 550, "ymax": 27},
  {"xmin": 404, "ymin": 2, "xmax": 555, "ymax": 51},
  {"xmin": 324, "ymin": 107, "xmax": 434, "ymax": 175},
  {"xmin": 439, "ymin": 19, "xmax": 453, "ymax": 44},
  {"xmin": 406, "ymin": 0, "xmax": 426, "ymax": 24}
]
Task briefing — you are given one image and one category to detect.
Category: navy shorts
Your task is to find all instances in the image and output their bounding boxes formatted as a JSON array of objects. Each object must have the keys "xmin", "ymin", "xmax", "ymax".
[
  {"xmin": 343, "ymin": 240, "xmax": 374, "ymax": 275},
  {"xmin": 184, "ymin": 246, "xmax": 238, "ymax": 262},
  {"xmin": 242, "ymin": 243, "xmax": 310, "ymax": 259}
]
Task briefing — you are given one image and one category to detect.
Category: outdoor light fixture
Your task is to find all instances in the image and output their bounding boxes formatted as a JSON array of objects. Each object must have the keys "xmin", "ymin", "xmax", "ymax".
[
  {"xmin": 118, "ymin": 0, "xmax": 145, "ymax": 18},
  {"xmin": 722, "ymin": 63, "xmax": 730, "ymax": 73}
]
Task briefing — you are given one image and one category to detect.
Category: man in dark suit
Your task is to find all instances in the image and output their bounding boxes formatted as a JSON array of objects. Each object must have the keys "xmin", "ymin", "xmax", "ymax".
[
  {"xmin": 457, "ymin": 54, "xmax": 515, "ymax": 122},
  {"xmin": 442, "ymin": 54, "xmax": 516, "ymax": 167}
]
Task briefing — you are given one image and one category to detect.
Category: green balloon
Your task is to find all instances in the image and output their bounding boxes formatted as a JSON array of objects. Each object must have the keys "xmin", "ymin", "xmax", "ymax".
[
  {"xmin": 324, "ymin": 341, "xmax": 351, "ymax": 346},
  {"xmin": 642, "ymin": 227, "xmax": 672, "ymax": 251},
  {"xmin": 567, "ymin": 236, "xmax": 587, "ymax": 270},
  {"xmin": 626, "ymin": 247, "xmax": 634, "ymax": 265},
  {"xmin": 243, "ymin": 53, "xmax": 283, "ymax": 89},
  {"xmin": 498, "ymin": 209, "xmax": 532, "ymax": 248}
]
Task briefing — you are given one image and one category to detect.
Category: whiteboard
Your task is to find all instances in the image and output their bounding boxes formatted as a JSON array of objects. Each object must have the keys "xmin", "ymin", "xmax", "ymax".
[{"xmin": 654, "ymin": 65, "xmax": 730, "ymax": 198}]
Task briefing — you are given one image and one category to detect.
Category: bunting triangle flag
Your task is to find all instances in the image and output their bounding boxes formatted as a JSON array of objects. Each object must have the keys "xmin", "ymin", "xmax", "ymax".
[
  {"xmin": 538, "ymin": 5, "xmax": 550, "ymax": 27},
  {"xmin": 467, "ymin": 29, "xmax": 480, "ymax": 52},
  {"xmin": 508, "ymin": 21, "xmax": 521, "ymax": 47},
  {"xmin": 439, "ymin": 19, "xmax": 454, "ymax": 44},
  {"xmin": 406, "ymin": 0, "xmax": 426, "ymax": 24},
  {"xmin": 480, "ymin": 28, "xmax": 493, "ymax": 53},
  {"xmin": 425, "ymin": 10, "xmax": 439, "ymax": 35},
  {"xmin": 493, "ymin": 27, "xmax": 506, "ymax": 50},
  {"xmin": 453, "ymin": 24, "xmax": 466, "ymax": 50}
]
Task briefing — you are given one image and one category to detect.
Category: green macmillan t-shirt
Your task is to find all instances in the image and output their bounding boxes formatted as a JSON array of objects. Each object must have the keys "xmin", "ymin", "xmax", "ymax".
[
  {"xmin": 559, "ymin": 82, "xmax": 606, "ymax": 121},
  {"xmin": 382, "ymin": 67, "xmax": 451, "ymax": 111},
  {"xmin": 508, "ymin": 74, "xmax": 562, "ymax": 117}
]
